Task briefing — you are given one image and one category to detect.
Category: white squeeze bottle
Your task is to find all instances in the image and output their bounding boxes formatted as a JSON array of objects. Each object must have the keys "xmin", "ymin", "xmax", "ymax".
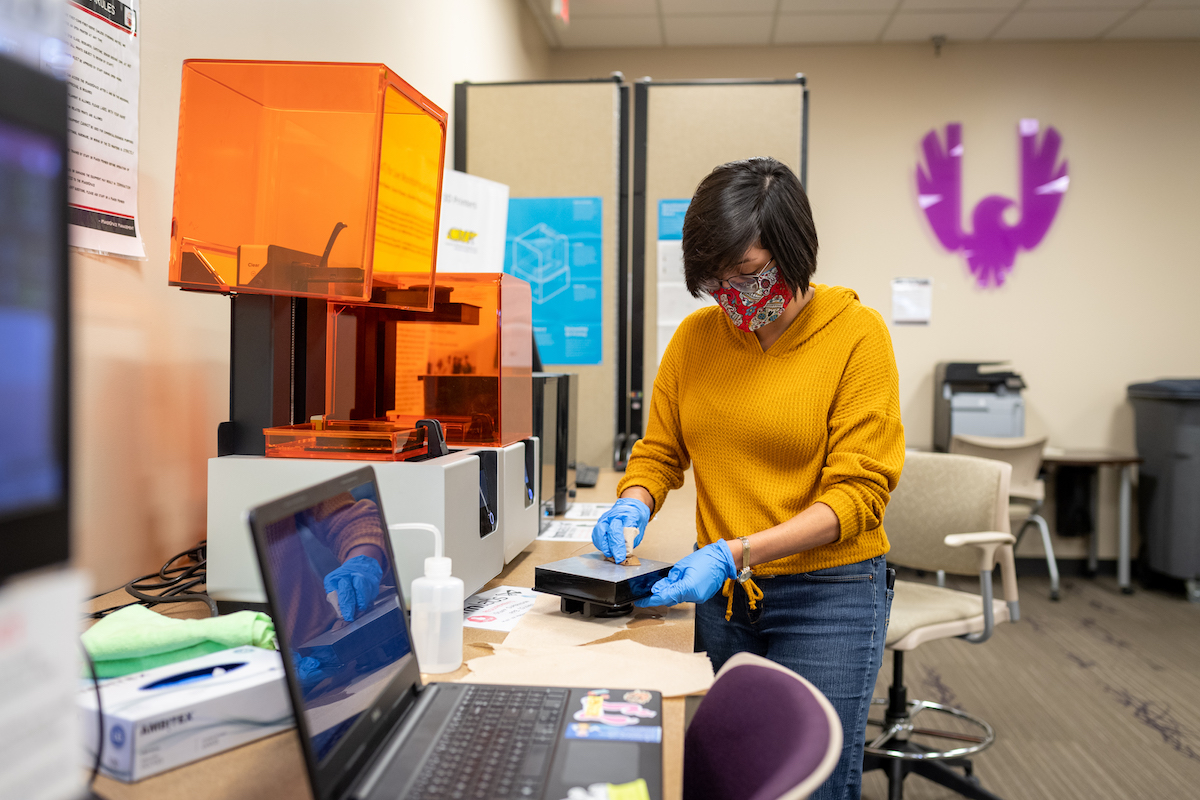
[{"xmin": 409, "ymin": 554, "xmax": 464, "ymax": 673}]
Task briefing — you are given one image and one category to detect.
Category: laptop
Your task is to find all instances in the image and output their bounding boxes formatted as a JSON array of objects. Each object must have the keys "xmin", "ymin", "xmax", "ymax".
[{"xmin": 248, "ymin": 466, "xmax": 663, "ymax": 800}]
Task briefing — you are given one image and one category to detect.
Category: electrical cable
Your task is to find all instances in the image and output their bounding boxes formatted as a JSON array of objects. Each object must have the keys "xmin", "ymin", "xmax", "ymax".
[
  {"xmin": 80, "ymin": 639, "xmax": 104, "ymax": 789},
  {"xmin": 86, "ymin": 541, "xmax": 216, "ymax": 620}
]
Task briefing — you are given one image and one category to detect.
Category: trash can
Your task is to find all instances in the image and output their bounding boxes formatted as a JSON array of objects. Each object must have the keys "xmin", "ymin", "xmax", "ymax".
[{"xmin": 1127, "ymin": 379, "xmax": 1200, "ymax": 598}]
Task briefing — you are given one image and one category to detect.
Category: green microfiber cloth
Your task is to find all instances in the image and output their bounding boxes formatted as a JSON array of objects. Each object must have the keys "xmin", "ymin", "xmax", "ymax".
[{"xmin": 82, "ymin": 604, "xmax": 275, "ymax": 679}]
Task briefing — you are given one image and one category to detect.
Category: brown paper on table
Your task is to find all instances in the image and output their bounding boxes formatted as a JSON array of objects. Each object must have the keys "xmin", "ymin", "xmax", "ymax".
[
  {"xmin": 461, "ymin": 639, "xmax": 714, "ymax": 697},
  {"xmin": 500, "ymin": 591, "xmax": 630, "ymax": 650}
]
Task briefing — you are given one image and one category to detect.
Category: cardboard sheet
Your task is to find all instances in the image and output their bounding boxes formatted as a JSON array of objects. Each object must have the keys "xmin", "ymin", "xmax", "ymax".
[
  {"xmin": 461, "ymin": 639, "xmax": 713, "ymax": 698},
  {"xmin": 500, "ymin": 591, "xmax": 629, "ymax": 649}
]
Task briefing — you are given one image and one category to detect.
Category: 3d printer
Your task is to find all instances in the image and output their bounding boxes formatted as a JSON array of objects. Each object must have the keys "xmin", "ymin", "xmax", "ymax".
[{"xmin": 168, "ymin": 61, "xmax": 536, "ymax": 607}]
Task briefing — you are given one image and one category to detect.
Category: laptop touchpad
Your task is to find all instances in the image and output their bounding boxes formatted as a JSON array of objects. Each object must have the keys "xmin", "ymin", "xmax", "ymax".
[{"xmin": 561, "ymin": 742, "xmax": 640, "ymax": 786}]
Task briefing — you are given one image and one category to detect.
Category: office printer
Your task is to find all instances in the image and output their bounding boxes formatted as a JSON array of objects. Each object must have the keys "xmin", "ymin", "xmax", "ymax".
[{"xmin": 933, "ymin": 362, "xmax": 1027, "ymax": 452}]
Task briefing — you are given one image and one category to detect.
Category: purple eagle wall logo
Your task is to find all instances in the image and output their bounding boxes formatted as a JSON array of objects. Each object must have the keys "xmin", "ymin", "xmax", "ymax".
[{"xmin": 917, "ymin": 120, "xmax": 1069, "ymax": 288}]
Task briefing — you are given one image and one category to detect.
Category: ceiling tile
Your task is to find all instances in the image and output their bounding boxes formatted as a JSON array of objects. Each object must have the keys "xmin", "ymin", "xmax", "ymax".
[
  {"xmin": 993, "ymin": 9, "xmax": 1128, "ymax": 38},
  {"xmin": 901, "ymin": 0, "xmax": 1018, "ymax": 10},
  {"xmin": 1021, "ymin": 0, "xmax": 1140, "ymax": 7},
  {"xmin": 779, "ymin": 0, "xmax": 898, "ymax": 10},
  {"xmin": 661, "ymin": 0, "xmax": 778, "ymax": 13},
  {"xmin": 1106, "ymin": 8, "xmax": 1200, "ymax": 37},
  {"xmin": 571, "ymin": 0, "xmax": 659, "ymax": 17},
  {"xmin": 663, "ymin": 14, "xmax": 775, "ymax": 46},
  {"xmin": 556, "ymin": 16, "xmax": 665, "ymax": 48},
  {"xmin": 883, "ymin": 11, "xmax": 1010, "ymax": 40},
  {"xmin": 774, "ymin": 13, "xmax": 891, "ymax": 43}
]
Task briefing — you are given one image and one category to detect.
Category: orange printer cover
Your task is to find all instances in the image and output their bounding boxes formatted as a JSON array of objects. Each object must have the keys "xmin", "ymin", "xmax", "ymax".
[{"xmin": 168, "ymin": 60, "xmax": 446, "ymax": 309}]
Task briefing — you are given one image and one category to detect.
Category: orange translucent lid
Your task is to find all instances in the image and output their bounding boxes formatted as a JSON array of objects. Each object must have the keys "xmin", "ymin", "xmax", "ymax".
[{"xmin": 169, "ymin": 60, "xmax": 446, "ymax": 309}]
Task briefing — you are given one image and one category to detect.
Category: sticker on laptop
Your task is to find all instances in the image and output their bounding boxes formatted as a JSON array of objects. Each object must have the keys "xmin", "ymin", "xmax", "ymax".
[
  {"xmin": 565, "ymin": 722, "xmax": 662, "ymax": 743},
  {"xmin": 574, "ymin": 690, "xmax": 657, "ymax": 726},
  {"xmin": 622, "ymin": 690, "xmax": 652, "ymax": 705},
  {"xmin": 557, "ymin": 778, "xmax": 651, "ymax": 800}
]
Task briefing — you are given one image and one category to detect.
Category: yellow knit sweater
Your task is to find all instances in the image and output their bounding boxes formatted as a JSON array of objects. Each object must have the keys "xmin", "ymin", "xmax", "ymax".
[{"xmin": 617, "ymin": 284, "xmax": 905, "ymax": 575}]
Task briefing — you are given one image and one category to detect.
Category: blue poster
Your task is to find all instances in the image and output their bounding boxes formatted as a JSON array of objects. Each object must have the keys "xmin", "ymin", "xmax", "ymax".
[
  {"xmin": 657, "ymin": 199, "xmax": 689, "ymax": 240},
  {"xmin": 504, "ymin": 197, "xmax": 603, "ymax": 365}
]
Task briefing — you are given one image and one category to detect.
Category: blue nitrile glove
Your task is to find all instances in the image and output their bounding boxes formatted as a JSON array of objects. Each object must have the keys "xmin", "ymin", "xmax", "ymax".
[
  {"xmin": 323, "ymin": 555, "xmax": 384, "ymax": 622},
  {"xmin": 591, "ymin": 498, "xmax": 652, "ymax": 562},
  {"xmin": 635, "ymin": 540, "xmax": 738, "ymax": 607},
  {"xmin": 290, "ymin": 647, "xmax": 342, "ymax": 693}
]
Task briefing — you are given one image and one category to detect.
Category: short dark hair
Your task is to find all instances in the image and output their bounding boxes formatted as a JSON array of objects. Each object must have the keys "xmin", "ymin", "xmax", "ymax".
[{"xmin": 680, "ymin": 157, "xmax": 818, "ymax": 298}]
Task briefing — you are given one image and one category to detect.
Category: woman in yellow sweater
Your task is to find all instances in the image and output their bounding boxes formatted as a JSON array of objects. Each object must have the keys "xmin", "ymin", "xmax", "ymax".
[{"xmin": 592, "ymin": 157, "xmax": 905, "ymax": 800}]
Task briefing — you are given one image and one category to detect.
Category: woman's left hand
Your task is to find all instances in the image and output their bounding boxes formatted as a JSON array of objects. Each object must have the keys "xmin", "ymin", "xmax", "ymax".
[{"xmin": 635, "ymin": 540, "xmax": 737, "ymax": 607}]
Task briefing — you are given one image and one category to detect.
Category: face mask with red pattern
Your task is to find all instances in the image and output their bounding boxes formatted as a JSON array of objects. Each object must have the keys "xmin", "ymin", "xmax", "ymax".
[{"xmin": 711, "ymin": 263, "xmax": 794, "ymax": 333}]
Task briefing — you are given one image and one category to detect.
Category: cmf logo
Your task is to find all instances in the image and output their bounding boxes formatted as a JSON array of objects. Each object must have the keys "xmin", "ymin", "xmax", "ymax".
[
  {"xmin": 109, "ymin": 724, "xmax": 126, "ymax": 749},
  {"xmin": 917, "ymin": 120, "xmax": 1069, "ymax": 288}
]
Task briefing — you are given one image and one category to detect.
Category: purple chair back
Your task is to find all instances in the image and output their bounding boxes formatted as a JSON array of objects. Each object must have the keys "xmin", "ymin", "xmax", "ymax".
[{"xmin": 684, "ymin": 658, "xmax": 839, "ymax": 800}]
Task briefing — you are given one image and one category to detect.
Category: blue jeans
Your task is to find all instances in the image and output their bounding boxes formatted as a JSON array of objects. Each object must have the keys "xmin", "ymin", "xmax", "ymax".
[{"xmin": 695, "ymin": 555, "xmax": 893, "ymax": 800}]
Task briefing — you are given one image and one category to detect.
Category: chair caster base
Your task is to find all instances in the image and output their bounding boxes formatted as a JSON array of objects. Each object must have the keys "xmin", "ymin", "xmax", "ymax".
[{"xmin": 864, "ymin": 754, "xmax": 1005, "ymax": 800}]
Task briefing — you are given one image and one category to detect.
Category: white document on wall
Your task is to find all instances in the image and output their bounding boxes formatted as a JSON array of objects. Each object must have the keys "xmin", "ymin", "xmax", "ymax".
[
  {"xmin": 0, "ymin": 569, "xmax": 86, "ymax": 800},
  {"xmin": 891, "ymin": 277, "xmax": 933, "ymax": 325},
  {"xmin": 655, "ymin": 239, "xmax": 714, "ymax": 362},
  {"xmin": 65, "ymin": 0, "xmax": 144, "ymax": 258},
  {"xmin": 436, "ymin": 170, "xmax": 509, "ymax": 273}
]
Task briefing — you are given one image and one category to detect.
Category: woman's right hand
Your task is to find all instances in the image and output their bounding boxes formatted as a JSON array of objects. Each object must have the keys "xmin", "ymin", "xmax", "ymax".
[{"xmin": 591, "ymin": 498, "xmax": 652, "ymax": 562}]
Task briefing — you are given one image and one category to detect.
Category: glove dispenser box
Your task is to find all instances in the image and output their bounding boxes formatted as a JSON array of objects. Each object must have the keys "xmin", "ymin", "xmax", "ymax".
[{"xmin": 206, "ymin": 452, "xmax": 501, "ymax": 609}]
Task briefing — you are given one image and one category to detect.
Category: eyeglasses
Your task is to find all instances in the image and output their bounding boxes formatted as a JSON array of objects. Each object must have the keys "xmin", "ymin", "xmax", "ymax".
[{"xmin": 701, "ymin": 259, "xmax": 775, "ymax": 295}]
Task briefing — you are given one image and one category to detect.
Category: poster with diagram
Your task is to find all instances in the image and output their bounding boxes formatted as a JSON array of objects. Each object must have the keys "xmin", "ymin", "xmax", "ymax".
[{"xmin": 503, "ymin": 197, "xmax": 602, "ymax": 365}]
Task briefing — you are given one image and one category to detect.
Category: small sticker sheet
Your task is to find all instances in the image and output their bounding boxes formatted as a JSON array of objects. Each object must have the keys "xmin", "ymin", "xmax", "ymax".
[
  {"xmin": 573, "ymin": 689, "xmax": 657, "ymax": 726},
  {"xmin": 557, "ymin": 778, "xmax": 652, "ymax": 800},
  {"xmin": 565, "ymin": 723, "xmax": 662, "ymax": 743},
  {"xmin": 462, "ymin": 586, "xmax": 538, "ymax": 632}
]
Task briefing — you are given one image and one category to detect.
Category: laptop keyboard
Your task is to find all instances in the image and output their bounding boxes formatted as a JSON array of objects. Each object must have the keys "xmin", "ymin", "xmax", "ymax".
[{"xmin": 410, "ymin": 685, "xmax": 570, "ymax": 800}]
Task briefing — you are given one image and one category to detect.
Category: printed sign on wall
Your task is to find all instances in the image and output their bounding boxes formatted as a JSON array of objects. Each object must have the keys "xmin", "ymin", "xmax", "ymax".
[
  {"xmin": 436, "ymin": 170, "xmax": 509, "ymax": 273},
  {"xmin": 66, "ymin": 0, "xmax": 145, "ymax": 258},
  {"xmin": 504, "ymin": 197, "xmax": 602, "ymax": 365},
  {"xmin": 917, "ymin": 119, "xmax": 1068, "ymax": 288},
  {"xmin": 656, "ymin": 199, "xmax": 713, "ymax": 367}
]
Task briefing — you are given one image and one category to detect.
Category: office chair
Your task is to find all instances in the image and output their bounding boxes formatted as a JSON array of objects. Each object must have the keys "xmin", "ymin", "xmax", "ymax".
[
  {"xmin": 684, "ymin": 652, "xmax": 843, "ymax": 800},
  {"xmin": 863, "ymin": 452, "xmax": 1020, "ymax": 800},
  {"xmin": 950, "ymin": 434, "xmax": 1060, "ymax": 600}
]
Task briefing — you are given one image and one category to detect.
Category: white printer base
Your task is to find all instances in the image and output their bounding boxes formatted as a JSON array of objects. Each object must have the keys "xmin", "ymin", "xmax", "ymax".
[{"xmin": 206, "ymin": 453, "xmax": 503, "ymax": 608}]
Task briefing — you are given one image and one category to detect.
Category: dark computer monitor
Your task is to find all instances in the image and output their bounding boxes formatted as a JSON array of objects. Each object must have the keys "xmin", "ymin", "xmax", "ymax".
[{"xmin": 0, "ymin": 54, "xmax": 71, "ymax": 583}]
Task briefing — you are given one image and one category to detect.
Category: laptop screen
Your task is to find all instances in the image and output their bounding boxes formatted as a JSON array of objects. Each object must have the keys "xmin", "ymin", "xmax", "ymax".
[{"xmin": 253, "ymin": 469, "xmax": 417, "ymax": 765}]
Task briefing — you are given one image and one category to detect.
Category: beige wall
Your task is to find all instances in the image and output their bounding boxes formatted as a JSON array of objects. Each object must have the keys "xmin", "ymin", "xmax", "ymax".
[
  {"xmin": 552, "ymin": 41, "xmax": 1200, "ymax": 560},
  {"xmin": 74, "ymin": 0, "xmax": 550, "ymax": 588}
]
